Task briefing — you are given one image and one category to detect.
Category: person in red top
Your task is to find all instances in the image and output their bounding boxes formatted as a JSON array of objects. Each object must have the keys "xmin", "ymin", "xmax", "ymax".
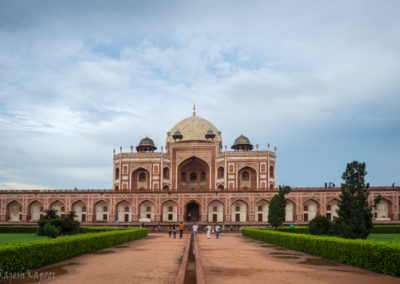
[{"xmin": 179, "ymin": 222, "xmax": 184, "ymax": 239}]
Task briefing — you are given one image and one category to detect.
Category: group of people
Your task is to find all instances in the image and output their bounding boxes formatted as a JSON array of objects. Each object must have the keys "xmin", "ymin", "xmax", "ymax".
[
  {"xmin": 167, "ymin": 222, "xmax": 185, "ymax": 239},
  {"xmin": 166, "ymin": 223, "xmax": 225, "ymax": 239}
]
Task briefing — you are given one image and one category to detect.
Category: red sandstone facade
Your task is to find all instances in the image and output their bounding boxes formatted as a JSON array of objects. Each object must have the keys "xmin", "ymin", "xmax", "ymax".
[{"xmin": 0, "ymin": 113, "xmax": 399, "ymax": 225}]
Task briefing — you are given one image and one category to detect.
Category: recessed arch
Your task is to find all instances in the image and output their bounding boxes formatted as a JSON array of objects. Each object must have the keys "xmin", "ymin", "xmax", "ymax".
[
  {"xmin": 217, "ymin": 166, "xmax": 224, "ymax": 179},
  {"xmin": 231, "ymin": 199, "xmax": 248, "ymax": 222},
  {"xmin": 163, "ymin": 167, "xmax": 170, "ymax": 179},
  {"xmin": 161, "ymin": 200, "xmax": 178, "ymax": 222},
  {"xmin": 178, "ymin": 156, "xmax": 210, "ymax": 191},
  {"xmin": 94, "ymin": 200, "xmax": 109, "ymax": 222},
  {"xmin": 237, "ymin": 166, "xmax": 257, "ymax": 190},
  {"xmin": 184, "ymin": 199, "xmax": 201, "ymax": 222},
  {"xmin": 139, "ymin": 200, "xmax": 155, "ymax": 222},
  {"xmin": 285, "ymin": 199, "xmax": 295, "ymax": 222},
  {"xmin": 50, "ymin": 200, "xmax": 66, "ymax": 217},
  {"xmin": 326, "ymin": 198, "xmax": 340, "ymax": 220},
  {"xmin": 72, "ymin": 200, "xmax": 87, "ymax": 222},
  {"xmin": 303, "ymin": 199, "xmax": 319, "ymax": 222},
  {"xmin": 131, "ymin": 167, "xmax": 150, "ymax": 191},
  {"xmin": 208, "ymin": 200, "xmax": 224, "ymax": 222},
  {"xmin": 255, "ymin": 199, "xmax": 269, "ymax": 222},
  {"xmin": 28, "ymin": 201, "xmax": 44, "ymax": 221},
  {"xmin": 7, "ymin": 200, "xmax": 22, "ymax": 221},
  {"xmin": 375, "ymin": 198, "xmax": 392, "ymax": 220},
  {"xmin": 117, "ymin": 200, "xmax": 132, "ymax": 222}
]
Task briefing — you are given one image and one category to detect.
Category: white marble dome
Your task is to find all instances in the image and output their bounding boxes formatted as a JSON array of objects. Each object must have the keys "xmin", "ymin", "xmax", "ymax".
[{"xmin": 166, "ymin": 115, "xmax": 222, "ymax": 143}]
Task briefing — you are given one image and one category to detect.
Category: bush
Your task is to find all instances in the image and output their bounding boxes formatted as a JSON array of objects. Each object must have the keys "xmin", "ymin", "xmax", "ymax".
[
  {"xmin": 309, "ymin": 216, "xmax": 334, "ymax": 235},
  {"xmin": 43, "ymin": 223, "xmax": 59, "ymax": 238},
  {"xmin": 0, "ymin": 228, "xmax": 148, "ymax": 273},
  {"xmin": 38, "ymin": 210, "xmax": 80, "ymax": 237},
  {"xmin": 242, "ymin": 228, "xmax": 400, "ymax": 276},
  {"xmin": 278, "ymin": 226, "xmax": 309, "ymax": 234}
]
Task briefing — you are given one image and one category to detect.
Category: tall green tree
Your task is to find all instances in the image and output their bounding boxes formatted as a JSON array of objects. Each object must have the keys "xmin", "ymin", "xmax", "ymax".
[
  {"xmin": 335, "ymin": 161, "xmax": 381, "ymax": 239},
  {"xmin": 268, "ymin": 185, "xmax": 291, "ymax": 229}
]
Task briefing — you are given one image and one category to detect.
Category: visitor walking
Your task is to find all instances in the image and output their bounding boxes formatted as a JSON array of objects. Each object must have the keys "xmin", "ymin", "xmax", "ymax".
[
  {"xmin": 212, "ymin": 224, "xmax": 215, "ymax": 234},
  {"xmin": 222, "ymin": 223, "xmax": 225, "ymax": 233},
  {"xmin": 215, "ymin": 223, "xmax": 221, "ymax": 239},
  {"xmin": 157, "ymin": 223, "xmax": 161, "ymax": 232},
  {"xmin": 168, "ymin": 225, "xmax": 172, "ymax": 238},
  {"xmin": 207, "ymin": 224, "xmax": 211, "ymax": 239},
  {"xmin": 230, "ymin": 224, "xmax": 233, "ymax": 232},
  {"xmin": 193, "ymin": 223, "xmax": 198, "ymax": 238},
  {"xmin": 172, "ymin": 225, "xmax": 177, "ymax": 239},
  {"xmin": 179, "ymin": 222, "xmax": 184, "ymax": 239}
]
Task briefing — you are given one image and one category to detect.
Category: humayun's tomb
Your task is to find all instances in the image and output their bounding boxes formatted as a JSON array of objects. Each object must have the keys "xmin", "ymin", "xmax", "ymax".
[{"xmin": 0, "ymin": 108, "xmax": 399, "ymax": 226}]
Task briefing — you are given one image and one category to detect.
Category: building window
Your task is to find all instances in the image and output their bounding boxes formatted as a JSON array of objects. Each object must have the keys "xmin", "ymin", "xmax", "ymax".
[
  {"xmin": 168, "ymin": 214, "xmax": 173, "ymax": 221},
  {"xmin": 169, "ymin": 206, "xmax": 173, "ymax": 212},
  {"xmin": 217, "ymin": 167, "xmax": 224, "ymax": 179},
  {"xmin": 236, "ymin": 206, "xmax": 240, "ymax": 211},
  {"xmin": 269, "ymin": 166, "xmax": 274, "ymax": 178},
  {"xmin": 61, "ymin": 206, "xmax": 65, "ymax": 212},
  {"xmin": 304, "ymin": 205, "xmax": 308, "ymax": 211},
  {"xmin": 258, "ymin": 205, "xmax": 263, "ymax": 211},
  {"xmin": 125, "ymin": 206, "xmax": 129, "ymax": 212},
  {"xmin": 139, "ymin": 172, "xmax": 146, "ymax": 182},
  {"xmin": 327, "ymin": 205, "xmax": 331, "ymax": 211},
  {"xmin": 103, "ymin": 206, "xmax": 108, "ymax": 212},
  {"xmin": 200, "ymin": 172, "xmax": 206, "ymax": 181},
  {"xmin": 190, "ymin": 172, "xmax": 197, "ymax": 181},
  {"xmin": 115, "ymin": 168, "xmax": 120, "ymax": 179},
  {"xmin": 163, "ymin": 167, "xmax": 170, "ymax": 179},
  {"xmin": 82, "ymin": 206, "xmax": 86, "ymax": 211},
  {"xmin": 146, "ymin": 206, "xmax": 151, "ymax": 212},
  {"xmin": 242, "ymin": 171, "xmax": 249, "ymax": 181},
  {"xmin": 213, "ymin": 206, "xmax": 218, "ymax": 212},
  {"xmin": 146, "ymin": 213, "xmax": 151, "ymax": 219}
]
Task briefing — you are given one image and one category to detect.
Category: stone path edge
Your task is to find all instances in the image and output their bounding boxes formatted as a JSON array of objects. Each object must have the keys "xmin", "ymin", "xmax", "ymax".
[
  {"xmin": 176, "ymin": 233, "xmax": 191, "ymax": 284},
  {"xmin": 194, "ymin": 235, "xmax": 206, "ymax": 284}
]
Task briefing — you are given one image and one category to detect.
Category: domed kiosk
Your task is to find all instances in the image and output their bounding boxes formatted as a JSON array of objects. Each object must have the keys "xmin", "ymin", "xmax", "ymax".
[
  {"xmin": 136, "ymin": 137, "xmax": 157, "ymax": 153},
  {"xmin": 231, "ymin": 134, "xmax": 253, "ymax": 151}
]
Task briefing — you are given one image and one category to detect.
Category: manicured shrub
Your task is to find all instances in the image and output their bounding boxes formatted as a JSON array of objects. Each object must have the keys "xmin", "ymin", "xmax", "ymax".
[
  {"xmin": 0, "ymin": 228, "xmax": 148, "ymax": 273},
  {"xmin": 242, "ymin": 228, "xmax": 400, "ymax": 276},
  {"xmin": 309, "ymin": 216, "xmax": 333, "ymax": 235},
  {"xmin": 38, "ymin": 209, "xmax": 80, "ymax": 236},
  {"xmin": 43, "ymin": 223, "xmax": 59, "ymax": 238},
  {"xmin": 278, "ymin": 226, "xmax": 309, "ymax": 234}
]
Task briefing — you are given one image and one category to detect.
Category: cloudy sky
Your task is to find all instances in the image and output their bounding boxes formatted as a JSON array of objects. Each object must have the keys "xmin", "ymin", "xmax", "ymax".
[{"xmin": 0, "ymin": 1, "xmax": 399, "ymax": 189}]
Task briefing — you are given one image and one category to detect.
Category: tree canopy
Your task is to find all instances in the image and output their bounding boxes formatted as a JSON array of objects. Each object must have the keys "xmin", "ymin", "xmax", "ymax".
[{"xmin": 268, "ymin": 185, "xmax": 291, "ymax": 229}]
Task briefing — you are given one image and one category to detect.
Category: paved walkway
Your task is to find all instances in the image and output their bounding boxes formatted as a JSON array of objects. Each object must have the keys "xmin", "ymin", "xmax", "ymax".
[
  {"xmin": 197, "ymin": 232, "xmax": 400, "ymax": 284},
  {"xmin": 47, "ymin": 233, "xmax": 188, "ymax": 284}
]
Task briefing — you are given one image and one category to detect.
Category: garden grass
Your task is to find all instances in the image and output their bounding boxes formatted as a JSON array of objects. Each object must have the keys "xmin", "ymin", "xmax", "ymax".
[
  {"xmin": 0, "ymin": 233, "xmax": 47, "ymax": 245},
  {"xmin": 367, "ymin": 233, "xmax": 400, "ymax": 243}
]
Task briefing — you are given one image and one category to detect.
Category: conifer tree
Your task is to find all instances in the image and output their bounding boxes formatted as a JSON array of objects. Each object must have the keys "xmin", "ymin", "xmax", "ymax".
[
  {"xmin": 268, "ymin": 185, "xmax": 291, "ymax": 229},
  {"xmin": 335, "ymin": 161, "xmax": 381, "ymax": 239}
]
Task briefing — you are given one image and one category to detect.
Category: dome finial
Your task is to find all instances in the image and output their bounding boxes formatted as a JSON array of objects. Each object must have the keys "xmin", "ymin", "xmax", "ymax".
[{"xmin": 193, "ymin": 103, "xmax": 196, "ymax": 116}]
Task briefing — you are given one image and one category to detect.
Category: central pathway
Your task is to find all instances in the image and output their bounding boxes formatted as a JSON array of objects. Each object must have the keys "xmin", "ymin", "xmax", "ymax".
[
  {"xmin": 197, "ymin": 232, "xmax": 400, "ymax": 284},
  {"xmin": 48, "ymin": 233, "xmax": 188, "ymax": 284}
]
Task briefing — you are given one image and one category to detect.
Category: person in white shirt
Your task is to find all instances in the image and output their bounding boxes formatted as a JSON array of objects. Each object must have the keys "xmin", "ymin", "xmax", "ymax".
[
  {"xmin": 207, "ymin": 224, "xmax": 211, "ymax": 239},
  {"xmin": 193, "ymin": 223, "xmax": 198, "ymax": 238},
  {"xmin": 215, "ymin": 224, "xmax": 221, "ymax": 239}
]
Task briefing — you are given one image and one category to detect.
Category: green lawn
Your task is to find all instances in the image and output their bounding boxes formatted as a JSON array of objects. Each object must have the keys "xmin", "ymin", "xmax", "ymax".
[
  {"xmin": 367, "ymin": 233, "xmax": 400, "ymax": 243},
  {"xmin": 0, "ymin": 233, "xmax": 47, "ymax": 245}
]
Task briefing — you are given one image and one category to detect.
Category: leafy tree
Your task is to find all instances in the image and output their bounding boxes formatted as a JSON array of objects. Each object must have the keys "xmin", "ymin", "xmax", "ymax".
[
  {"xmin": 309, "ymin": 216, "xmax": 333, "ymax": 235},
  {"xmin": 335, "ymin": 161, "xmax": 382, "ymax": 239},
  {"xmin": 43, "ymin": 222, "xmax": 59, "ymax": 238},
  {"xmin": 268, "ymin": 185, "xmax": 291, "ymax": 229},
  {"xmin": 38, "ymin": 209, "xmax": 80, "ymax": 237}
]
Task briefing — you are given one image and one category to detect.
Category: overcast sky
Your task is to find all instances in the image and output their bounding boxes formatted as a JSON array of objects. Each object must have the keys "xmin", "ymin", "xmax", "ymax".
[{"xmin": 0, "ymin": 1, "xmax": 399, "ymax": 189}]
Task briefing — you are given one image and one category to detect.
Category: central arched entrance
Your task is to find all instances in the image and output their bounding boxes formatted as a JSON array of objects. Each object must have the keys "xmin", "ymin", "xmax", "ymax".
[{"xmin": 185, "ymin": 201, "xmax": 200, "ymax": 222}]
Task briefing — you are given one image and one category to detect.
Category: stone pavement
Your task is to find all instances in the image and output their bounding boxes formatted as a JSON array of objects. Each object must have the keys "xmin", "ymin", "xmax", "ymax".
[
  {"xmin": 47, "ymin": 233, "xmax": 188, "ymax": 284},
  {"xmin": 196, "ymin": 232, "xmax": 400, "ymax": 284}
]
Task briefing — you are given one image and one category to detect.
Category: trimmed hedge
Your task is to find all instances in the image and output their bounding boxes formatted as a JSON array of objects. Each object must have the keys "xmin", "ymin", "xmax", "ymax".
[
  {"xmin": 275, "ymin": 225, "xmax": 400, "ymax": 234},
  {"xmin": 371, "ymin": 225, "xmax": 400, "ymax": 234},
  {"xmin": 0, "ymin": 228, "xmax": 148, "ymax": 273},
  {"xmin": 0, "ymin": 226, "xmax": 39, "ymax": 233},
  {"xmin": 242, "ymin": 228, "xmax": 400, "ymax": 276}
]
